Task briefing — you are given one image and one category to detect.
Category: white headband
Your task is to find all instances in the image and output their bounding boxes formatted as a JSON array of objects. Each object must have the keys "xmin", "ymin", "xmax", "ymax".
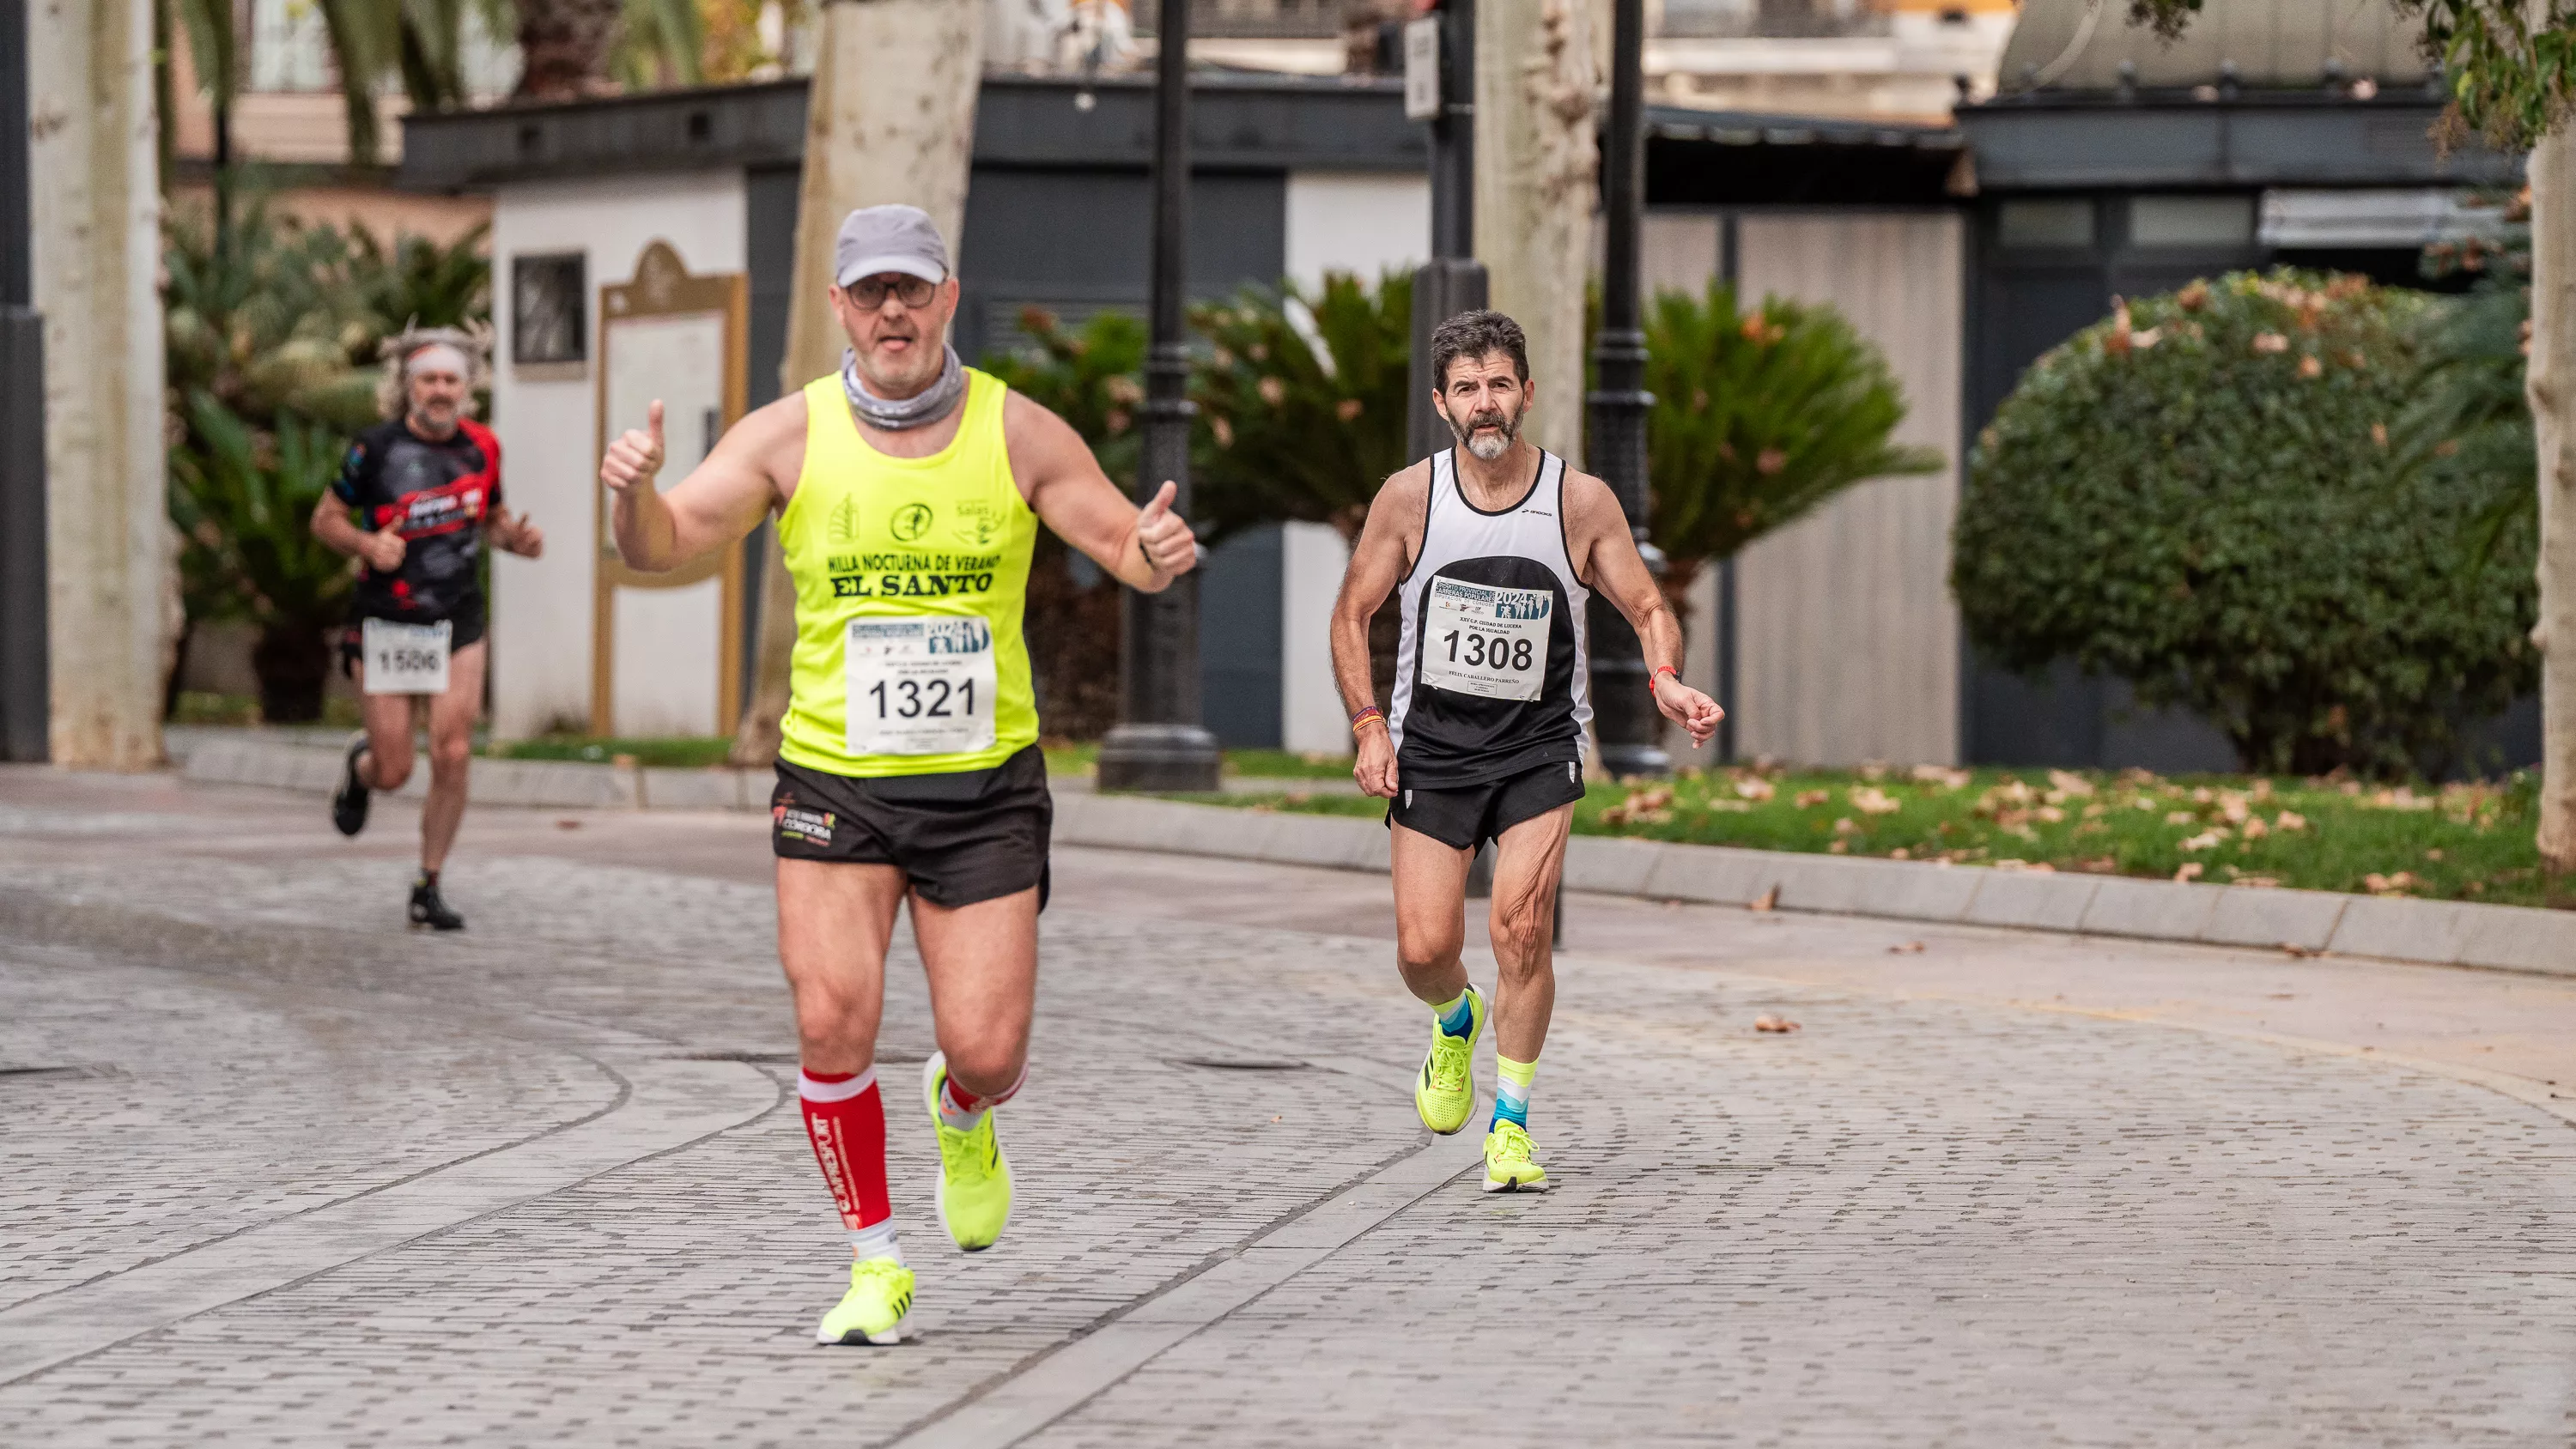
[{"xmin": 404, "ymin": 343, "xmax": 471, "ymax": 379}]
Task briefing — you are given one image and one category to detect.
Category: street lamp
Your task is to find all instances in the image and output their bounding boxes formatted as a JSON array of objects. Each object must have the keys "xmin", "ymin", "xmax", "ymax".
[
  {"xmin": 1404, "ymin": 0, "xmax": 1489, "ymax": 464},
  {"xmin": 0, "ymin": 0, "xmax": 46, "ymax": 764},
  {"xmin": 1585, "ymin": 0, "xmax": 1668, "ymax": 779},
  {"xmin": 1095, "ymin": 0, "xmax": 1224, "ymax": 792}
]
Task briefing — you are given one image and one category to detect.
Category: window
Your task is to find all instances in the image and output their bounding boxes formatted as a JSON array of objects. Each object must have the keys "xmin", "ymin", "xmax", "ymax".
[
  {"xmin": 1996, "ymin": 199, "xmax": 2094, "ymax": 250},
  {"xmin": 512, "ymin": 253, "xmax": 587, "ymax": 366},
  {"xmin": 2129, "ymin": 195, "xmax": 2257, "ymax": 248}
]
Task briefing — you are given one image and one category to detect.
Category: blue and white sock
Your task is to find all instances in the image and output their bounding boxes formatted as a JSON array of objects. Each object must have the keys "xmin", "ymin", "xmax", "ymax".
[
  {"xmin": 1491, "ymin": 1054, "xmax": 1537, "ymax": 1131},
  {"xmin": 1433, "ymin": 986, "xmax": 1478, "ymax": 1038}
]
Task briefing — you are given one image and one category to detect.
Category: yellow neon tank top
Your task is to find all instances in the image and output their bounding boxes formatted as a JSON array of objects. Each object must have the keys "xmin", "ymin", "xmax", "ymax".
[{"xmin": 776, "ymin": 368, "xmax": 1039, "ymax": 778}]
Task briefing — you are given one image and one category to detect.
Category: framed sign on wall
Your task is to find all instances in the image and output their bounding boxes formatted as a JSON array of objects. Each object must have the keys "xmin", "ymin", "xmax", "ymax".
[
  {"xmin": 592, "ymin": 239, "xmax": 749, "ymax": 737},
  {"xmin": 512, "ymin": 252, "xmax": 586, "ymax": 366}
]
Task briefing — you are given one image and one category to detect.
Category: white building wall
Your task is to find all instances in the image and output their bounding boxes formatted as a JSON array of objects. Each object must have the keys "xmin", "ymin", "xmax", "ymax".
[
  {"xmin": 1279, "ymin": 522, "xmax": 1354, "ymax": 755},
  {"xmin": 1276, "ymin": 171, "xmax": 1430, "ymax": 755},
  {"xmin": 1283, "ymin": 172, "xmax": 1430, "ymax": 289},
  {"xmin": 487, "ymin": 172, "xmax": 746, "ymax": 740}
]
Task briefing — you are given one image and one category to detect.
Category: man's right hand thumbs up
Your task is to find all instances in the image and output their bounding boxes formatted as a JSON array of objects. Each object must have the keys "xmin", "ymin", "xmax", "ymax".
[{"xmin": 601, "ymin": 398, "xmax": 666, "ymax": 494}]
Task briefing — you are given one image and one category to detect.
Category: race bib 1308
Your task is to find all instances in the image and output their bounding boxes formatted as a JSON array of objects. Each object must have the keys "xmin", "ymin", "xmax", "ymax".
[
  {"xmin": 1419, "ymin": 577, "xmax": 1551, "ymax": 701},
  {"xmin": 844, "ymin": 615, "xmax": 999, "ymax": 756}
]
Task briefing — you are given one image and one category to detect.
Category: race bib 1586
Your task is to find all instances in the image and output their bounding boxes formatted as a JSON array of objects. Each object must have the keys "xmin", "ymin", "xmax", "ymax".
[
  {"xmin": 844, "ymin": 615, "xmax": 999, "ymax": 756},
  {"xmin": 361, "ymin": 618, "xmax": 452, "ymax": 696},
  {"xmin": 1419, "ymin": 577, "xmax": 1551, "ymax": 701}
]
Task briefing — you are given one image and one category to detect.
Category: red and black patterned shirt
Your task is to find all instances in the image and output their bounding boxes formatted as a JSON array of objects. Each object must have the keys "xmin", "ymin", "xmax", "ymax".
[{"xmin": 332, "ymin": 416, "xmax": 502, "ymax": 621}]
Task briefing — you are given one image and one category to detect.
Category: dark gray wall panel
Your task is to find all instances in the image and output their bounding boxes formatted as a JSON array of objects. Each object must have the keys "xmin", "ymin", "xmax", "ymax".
[{"xmin": 1198, "ymin": 524, "xmax": 1285, "ymax": 749}]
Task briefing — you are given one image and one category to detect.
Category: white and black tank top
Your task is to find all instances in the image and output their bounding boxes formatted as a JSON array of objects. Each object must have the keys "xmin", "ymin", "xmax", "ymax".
[{"xmin": 1388, "ymin": 447, "xmax": 1591, "ymax": 788}]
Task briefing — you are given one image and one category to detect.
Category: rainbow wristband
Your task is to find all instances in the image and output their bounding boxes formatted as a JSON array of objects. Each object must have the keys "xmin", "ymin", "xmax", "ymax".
[{"xmin": 1349, "ymin": 705, "xmax": 1386, "ymax": 733}]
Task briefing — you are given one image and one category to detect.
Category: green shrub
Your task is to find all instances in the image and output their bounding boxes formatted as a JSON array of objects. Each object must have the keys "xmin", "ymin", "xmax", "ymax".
[
  {"xmin": 1188, "ymin": 270, "xmax": 1413, "ymax": 544},
  {"xmin": 1954, "ymin": 270, "xmax": 2537, "ymax": 778}
]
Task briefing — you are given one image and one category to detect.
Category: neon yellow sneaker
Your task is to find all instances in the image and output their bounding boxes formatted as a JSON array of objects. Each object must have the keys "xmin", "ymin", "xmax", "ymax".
[
  {"xmin": 923, "ymin": 1053, "xmax": 1012, "ymax": 1252},
  {"xmin": 1482, "ymin": 1120, "xmax": 1550, "ymax": 1193},
  {"xmin": 1413, "ymin": 986, "xmax": 1486, "ymax": 1135},
  {"xmin": 816, "ymin": 1257, "xmax": 914, "ymax": 1345}
]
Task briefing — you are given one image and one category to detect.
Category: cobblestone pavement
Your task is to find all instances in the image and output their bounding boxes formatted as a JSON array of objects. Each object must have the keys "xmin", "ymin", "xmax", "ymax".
[{"xmin": 1, "ymin": 768, "xmax": 2573, "ymax": 1446}]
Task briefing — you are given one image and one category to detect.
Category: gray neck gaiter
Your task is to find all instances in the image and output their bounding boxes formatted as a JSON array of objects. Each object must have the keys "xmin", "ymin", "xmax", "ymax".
[{"xmin": 841, "ymin": 345, "xmax": 966, "ymax": 431}]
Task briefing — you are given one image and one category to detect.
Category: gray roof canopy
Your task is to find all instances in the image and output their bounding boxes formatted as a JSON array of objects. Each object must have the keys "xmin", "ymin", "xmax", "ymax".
[{"xmin": 2000, "ymin": 0, "xmax": 2432, "ymax": 94}]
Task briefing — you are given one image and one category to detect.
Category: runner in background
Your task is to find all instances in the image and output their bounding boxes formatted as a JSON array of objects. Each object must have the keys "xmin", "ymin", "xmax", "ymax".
[
  {"xmin": 313, "ymin": 328, "xmax": 544, "ymax": 931},
  {"xmin": 1328, "ymin": 309, "xmax": 1722, "ymax": 1193}
]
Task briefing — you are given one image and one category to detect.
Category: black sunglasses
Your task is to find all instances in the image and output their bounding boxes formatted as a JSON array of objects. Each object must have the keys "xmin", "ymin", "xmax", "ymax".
[{"xmin": 847, "ymin": 275, "xmax": 939, "ymax": 308}]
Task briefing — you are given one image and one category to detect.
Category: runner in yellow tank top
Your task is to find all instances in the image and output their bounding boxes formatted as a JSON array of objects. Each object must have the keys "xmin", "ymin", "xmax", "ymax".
[{"xmin": 598, "ymin": 205, "xmax": 1200, "ymax": 1348}]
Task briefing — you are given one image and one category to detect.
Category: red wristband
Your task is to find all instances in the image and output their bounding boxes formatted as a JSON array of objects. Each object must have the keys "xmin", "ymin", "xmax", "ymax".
[{"xmin": 1649, "ymin": 665, "xmax": 1679, "ymax": 695}]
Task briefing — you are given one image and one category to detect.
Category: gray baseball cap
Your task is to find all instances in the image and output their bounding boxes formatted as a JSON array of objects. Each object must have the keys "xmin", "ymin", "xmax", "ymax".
[{"xmin": 834, "ymin": 204, "xmax": 950, "ymax": 288}]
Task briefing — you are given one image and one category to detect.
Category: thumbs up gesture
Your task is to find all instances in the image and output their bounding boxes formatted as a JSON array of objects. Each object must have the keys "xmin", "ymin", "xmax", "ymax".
[
  {"xmin": 600, "ymin": 398, "xmax": 666, "ymax": 494},
  {"xmin": 1135, "ymin": 479, "xmax": 1199, "ymax": 579}
]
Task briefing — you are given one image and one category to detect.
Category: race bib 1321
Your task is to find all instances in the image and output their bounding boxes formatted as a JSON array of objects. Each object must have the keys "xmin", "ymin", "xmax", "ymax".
[{"xmin": 844, "ymin": 615, "xmax": 999, "ymax": 756}]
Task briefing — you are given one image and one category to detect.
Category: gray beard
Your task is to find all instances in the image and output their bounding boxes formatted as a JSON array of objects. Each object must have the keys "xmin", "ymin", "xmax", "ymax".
[
  {"xmin": 1447, "ymin": 408, "xmax": 1520, "ymax": 461},
  {"xmin": 841, "ymin": 343, "xmax": 964, "ymax": 430}
]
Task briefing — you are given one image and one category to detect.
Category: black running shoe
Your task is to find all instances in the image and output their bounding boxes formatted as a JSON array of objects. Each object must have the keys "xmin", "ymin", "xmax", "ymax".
[
  {"xmin": 409, "ymin": 875, "xmax": 465, "ymax": 931},
  {"xmin": 331, "ymin": 731, "xmax": 372, "ymax": 838}
]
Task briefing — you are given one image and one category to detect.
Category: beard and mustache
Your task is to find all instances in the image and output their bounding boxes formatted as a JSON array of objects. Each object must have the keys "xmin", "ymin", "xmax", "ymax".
[{"xmin": 1443, "ymin": 397, "xmax": 1527, "ymax": 461}]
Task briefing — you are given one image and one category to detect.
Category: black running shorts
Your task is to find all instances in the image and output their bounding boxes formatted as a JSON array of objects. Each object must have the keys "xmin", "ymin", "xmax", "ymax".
[
  {"xmin": 771, "ymin": 745, "xmax": 1052, "ymax": 910},
  {"xmin": 1388, "ymin": 757, "xmax": 1586, "ymax": 853}
]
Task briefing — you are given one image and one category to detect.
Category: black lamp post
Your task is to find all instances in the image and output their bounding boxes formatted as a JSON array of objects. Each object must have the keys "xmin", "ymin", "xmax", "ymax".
[
  {"xmin": 1405, "ymin": 0, "xmax": 1488, "ymax": 464},
  {"xmin": 1096, "ymin": 0, "xmax": 1222, "ymax": 792},
  {"xmin": 1585, "ymin": 0, "xmax": 1668, "ymax": 779},
  {"xmin": 0, "ymin": 0, "xmax": 47, "ymax": 764}
]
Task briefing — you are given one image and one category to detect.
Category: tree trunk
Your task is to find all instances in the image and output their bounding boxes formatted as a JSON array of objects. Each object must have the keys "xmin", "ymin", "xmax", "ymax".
[
  {"xmin": 30, "ymin": 0, "xmax": 169, "ymax": 769},
  {"xmin": 731, "ymin": 0, "xmax": 984, "ymax": 766},
  {"xmin": 2531, "ymin": 128, "xmax": 2576, "ymax": 881},
  {"xmin": 1474, "ymin": 0, "xmax": 1598, "ymax": 468},
  {"xmin": 513, "ymin": 0, "xmax": 625, "ymax": 102}
]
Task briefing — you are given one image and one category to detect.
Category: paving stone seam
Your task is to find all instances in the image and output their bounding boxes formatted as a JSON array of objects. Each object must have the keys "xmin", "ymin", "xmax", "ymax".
[
  {"xmin": 884, "ymin": 1128, "xmax": 1485, "ymax": 1449},
  {"xmin": 0, "ymin": 1051, "xmax": 782, "ymax": 1387}
]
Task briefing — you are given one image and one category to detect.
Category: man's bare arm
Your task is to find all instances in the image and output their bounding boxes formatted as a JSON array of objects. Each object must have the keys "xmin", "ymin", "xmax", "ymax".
[
  {"xmin": 1006, "ymin": 392, "xmax": 1195, "ymax": 591},
  {"xmin": 1564, "ymin": 471, "xmax": 1724, "ymax": 746},
  {"xmin": 603, "ymin": 396, "xmax": 797, "ymax": 573},
  {"xmin": 1330, "ymin": 464, "xmax": 1428, "ymax": 797}
]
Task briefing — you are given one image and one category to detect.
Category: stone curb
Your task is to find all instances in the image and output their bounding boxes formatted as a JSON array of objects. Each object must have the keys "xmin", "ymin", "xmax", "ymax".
[{"xmin": 175, "ymin": 735, "xmax": 2573, "ymax": 979}]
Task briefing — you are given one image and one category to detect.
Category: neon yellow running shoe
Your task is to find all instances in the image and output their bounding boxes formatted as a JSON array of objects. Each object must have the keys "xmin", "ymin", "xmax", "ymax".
[
  {"xmin": 1413, "ymin": 985, "xmax": 1486, "ymax": 1135},
  {"xmin": 816, "ymin": 1257, "xmax": 914, "ymax": 1345},
  {"xmin": 923, "ymin": 1052, "xmax": 1013, "ymax": 1252},
  {"xmin": 1481, "ymin": 1120, "xmax": 1550, "ymax": 1193}
]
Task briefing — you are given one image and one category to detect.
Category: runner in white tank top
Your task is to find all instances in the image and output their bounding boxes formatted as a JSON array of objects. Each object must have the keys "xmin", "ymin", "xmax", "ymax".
[{"xmin": 1327, "ymin": 310, "xmax": 1722, "ymax": 1194}]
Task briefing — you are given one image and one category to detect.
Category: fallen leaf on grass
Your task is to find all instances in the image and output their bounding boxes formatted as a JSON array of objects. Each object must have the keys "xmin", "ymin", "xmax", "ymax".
[
  {"xmin": 2178, "ymin": 830, "xmax": 2227, "ymax": 852},
  {"xmin": 1747, "ymin": 886, "xmax": 1778, "ymax": 912},
  {"xmin": 1827, "ymin": 839, "xmax": 1850, "ymax": 853},
  {"xmin": 1734, "ymin": 775, "xmax": 1776, "ymax": 802},
  {"xmin": 2174, "ymin": 862, "xmax": 2205, "ymax": 882},
  {"xmin": 2166, "ymin": 810, "xmax": 2200, "ymax": 825},
  {"xmin": 1753, "ymin": 1015, "xmax": 1801, "ymax": 1034},
  {"xmin": 1794, "ymin": 789, "xmax": 1831, "ymax": 809},
  {"xmin": 1850, "ymin": 786, "xmax": 1901, "ymax": 815},
  {"xmin": 2045, "ymin": 769, "xmax": 2096, "ymax": 797},
  {"xmin": 2364, "ymin": 870, "xmax": 2418, "ymax": 896},
  {"xmin": 2275, "ymin": 810, "xmax": 2308, "ymax": 832},
  {"xmin": 1911, "ymin": 765, "xmax": 1972, "ymax": 789}
]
